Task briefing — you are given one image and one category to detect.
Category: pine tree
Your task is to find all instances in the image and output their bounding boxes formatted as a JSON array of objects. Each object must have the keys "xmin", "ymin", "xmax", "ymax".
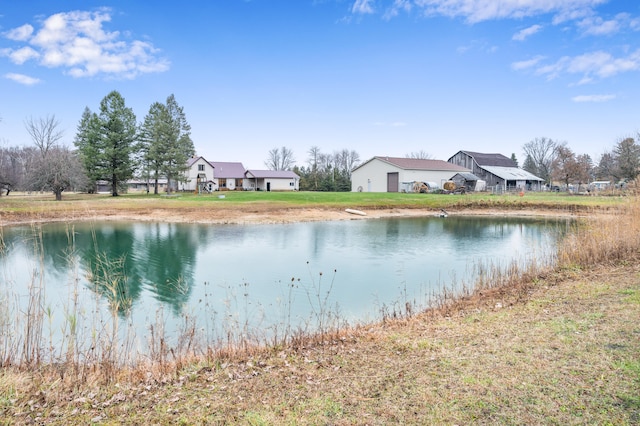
[{"xmin": 97, "ymin": 91, "xmax": 138, "ymax": 196}]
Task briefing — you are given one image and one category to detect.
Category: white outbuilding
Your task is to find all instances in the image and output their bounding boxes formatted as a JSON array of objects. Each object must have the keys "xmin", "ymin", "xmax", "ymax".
[{"xmin": 351, "ymin": 156, "xmax": 470, "ymax": 192}]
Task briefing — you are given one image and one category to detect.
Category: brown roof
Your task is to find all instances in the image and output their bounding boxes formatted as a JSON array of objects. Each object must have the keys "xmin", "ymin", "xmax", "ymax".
[{"xmin": 363, "ymin": 156, "xmax": 469, "ymax": 172}]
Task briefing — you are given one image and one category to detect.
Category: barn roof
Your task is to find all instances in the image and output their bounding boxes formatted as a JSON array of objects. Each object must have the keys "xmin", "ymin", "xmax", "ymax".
[
  {"xmin": 456, "ymin": 151, "xmax": 517, "ymax": 167},
  {"xmin": 354, "ymin": 156, "xmax": 469, "ymax": 172}
]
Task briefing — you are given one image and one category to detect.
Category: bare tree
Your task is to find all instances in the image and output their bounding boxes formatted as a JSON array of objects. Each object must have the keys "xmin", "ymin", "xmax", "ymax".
[
  {"xmin": 307, "ymin": 146, "xmax": 321, "ymax": 190},
  {"xmin": 551, "ymin": 143, "xmax": 578, "ymax": 191},
  {"xmin": 334, "ymin": 149, "xmax": 360, "ymax": 178},
  {"xmin": 26, "ymin": 146, "xmax": 87, "ymax": 200},
  {"xmin": 405, "ymin": 150, "xmax": 433, "ymax": 159},
  {"xmin": 522, "ymin": 137, "xmax": 557, "ymax": 184},
  {"xmin": 24, "ymin": 115, "xmax": 64, "ymax": 159},
  {"xmin": 265, "ymin": 146, "xmax": 295, "ymax": 170}
]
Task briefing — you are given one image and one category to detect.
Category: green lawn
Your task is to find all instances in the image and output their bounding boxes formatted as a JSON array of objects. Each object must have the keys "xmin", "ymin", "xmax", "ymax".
[{"xmin": 0, "ymin": 189, "xmax": 630, "ymax": 216}]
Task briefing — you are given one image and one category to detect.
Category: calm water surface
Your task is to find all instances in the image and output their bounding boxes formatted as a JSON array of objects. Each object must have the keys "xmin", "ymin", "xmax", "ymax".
[{"xmin": 0, "ymin": 216, "xmax": 567, "ymax": 350}]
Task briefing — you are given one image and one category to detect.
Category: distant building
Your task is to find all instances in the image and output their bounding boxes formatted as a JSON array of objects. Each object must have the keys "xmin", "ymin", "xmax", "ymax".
[
  {"xmin": 351, "ymin": 156, "xmax": 469, "ymax": 192},
  {"xmin": 180, "ymin": 156, "xmax": 215, "ymax": 192},
  {"xmin": 448, "ymin": 150, "xmax": 544, "ymax": 191},
  {"xmin": 211, "ymin": 161, "xmax": 246, "ymax": 191},
  {"xmin": 244, "ymin": 169, "xmax": 300, "ymax": 191}
]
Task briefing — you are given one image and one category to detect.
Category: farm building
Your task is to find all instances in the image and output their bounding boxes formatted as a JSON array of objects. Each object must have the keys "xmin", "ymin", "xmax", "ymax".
[
  {"xmin": 244, "ymin": 170, "xmax": 300, "ymax": 191},
  {"xmin": 211, "ymin": 161, "xmax": 246, "ymax": 191},
  {"xmin": 447, "ymin": 150, "xmax": 544, "ymax": 192},
  {"xmin": 351, "ymin": 156, "xmax": 470, "ymax": 193}
]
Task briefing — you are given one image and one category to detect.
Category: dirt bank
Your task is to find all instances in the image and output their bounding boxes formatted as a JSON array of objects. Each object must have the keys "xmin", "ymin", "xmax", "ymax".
[{"xmin": 1, "ymin": 205, "xmax": 581, "ymax": 227}]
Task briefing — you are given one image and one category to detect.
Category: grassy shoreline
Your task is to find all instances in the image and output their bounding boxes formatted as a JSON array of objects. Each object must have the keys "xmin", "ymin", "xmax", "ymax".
[{"xmin": 1, "ymin": 193, "xmax": 639, "ymax": 424}]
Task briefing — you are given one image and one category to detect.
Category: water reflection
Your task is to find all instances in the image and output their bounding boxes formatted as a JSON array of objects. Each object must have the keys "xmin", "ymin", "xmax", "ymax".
[{"xmin": 1, "ymin": 216, "xmax": 568, "ymax": 346}]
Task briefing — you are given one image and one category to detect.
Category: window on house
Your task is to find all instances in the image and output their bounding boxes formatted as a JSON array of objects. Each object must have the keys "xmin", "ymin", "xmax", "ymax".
[{"xmin": 198, "ymin": 164, "xmax": 205, "ymax": 171}]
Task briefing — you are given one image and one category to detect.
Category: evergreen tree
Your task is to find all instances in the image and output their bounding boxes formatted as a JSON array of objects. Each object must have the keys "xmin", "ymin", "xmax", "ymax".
[
  {"xmin": 613, "ymin": 137, "xmax": 640, "ymax": 182},
  {"xmin": 139, "ymin": 102, "xmax": 168, "ymax": 194},
  {"xmin": 74, "ymin": 107, "xmax": 103, "ymax": 193},
  {"xmin": 97, "ymin": 91, "xmax": 137, "ymax": 196},
  {"xmin": 162, "ymin": 95, "xmax": 195, "ymax": 193},
  {"xmin": 140, "ymin": 94, "xmax": 195, "ymax": 194},
  {"xmin": 522, "ymin": 154, "xmax": 537, "ymax": 177}
]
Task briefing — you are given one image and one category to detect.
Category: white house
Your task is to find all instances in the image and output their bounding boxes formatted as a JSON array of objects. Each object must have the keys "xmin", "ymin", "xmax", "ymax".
[
  {"xmin": 244, "ymin": 170, "xmax": 300, "ymax": 191},
  {"xmin": 180, "ymin": 156, "xmax": 215, "ymax": 192},
  {"xmin": 211, "ymin": 161, "xmax": 246, "ymax": 191},
  {"xmin": 351, "ymin": 156, "xmax": 470, "ymax": 192}
]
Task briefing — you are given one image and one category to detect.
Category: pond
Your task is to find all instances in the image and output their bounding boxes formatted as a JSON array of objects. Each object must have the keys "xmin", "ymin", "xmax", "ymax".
[{"xmin": 0, "ymin": 215, "xmax": 568, "ymax": 361}]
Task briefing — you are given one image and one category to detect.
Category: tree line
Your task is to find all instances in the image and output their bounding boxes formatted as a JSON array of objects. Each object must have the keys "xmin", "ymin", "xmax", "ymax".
[
  {"xmin": 521, "ymin": 136, "xmax": 640, "ymax": 189},
  {"xmin": 0, "ymin": 90, "xmax": 194, "ymax": 200},
  {"xmin": 3, "ymin": 93, "xmax": 640, "ymax": 199}
]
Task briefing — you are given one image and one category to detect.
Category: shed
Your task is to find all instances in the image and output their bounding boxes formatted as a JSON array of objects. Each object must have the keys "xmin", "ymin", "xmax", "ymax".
[
  {"xmin": 450, "ymin": 172, "xmax": 484, "ymax": 192},
  {"xmin": 244, "ymin": 170, "xmax": 300, "ymax": 191}
]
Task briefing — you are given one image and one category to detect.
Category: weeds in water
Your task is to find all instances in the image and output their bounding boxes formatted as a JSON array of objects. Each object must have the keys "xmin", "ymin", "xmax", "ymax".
[{"xmin": 302, "ymin": 262, "xmax": 343, "ymax": 338}]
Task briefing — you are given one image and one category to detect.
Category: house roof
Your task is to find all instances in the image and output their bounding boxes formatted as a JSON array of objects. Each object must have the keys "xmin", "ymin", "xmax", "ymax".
[
  {"xmin": 455, "ymin": 151, "xmax": 517, "ymax": 167},
  {"xmin": 210, "ymin": 161, "xmax": 246, "ymax": 179},
  {"xmin": 245, "ymin": 170, "xmax": 300, "ymax": 179},
  {"xmin": 186, "ymin": 156, "xmax": 215, "ymax": 169},
  {"xmin": 354, "ymin": 156, "xmax": 469, "ymax": 172},
  {"xmin": 481, "ymin": 166, "xmax": 544, "ymax": 181}
]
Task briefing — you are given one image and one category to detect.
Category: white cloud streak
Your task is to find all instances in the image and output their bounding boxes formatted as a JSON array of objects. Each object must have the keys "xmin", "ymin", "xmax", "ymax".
[
  {"xmin": 352, "ymin": 0, "xmax": 375, "ymax": 14},
  {"xmin": 4, "ymin": 73, "xmax": 41, "ymax": 85},
  {"xmin": 572, "ymin": 94, "xmax": 615, "ymax": 102},
  {"xmin": 513, "ymin": 24, "xmax": 542, "ymax": 41},
  {"xmin": 412, "ymin": 0, "xmax": 606, "ymax": 24},
  {"xmin": 515, "ymin": 50, "xmax": 640, "ymax": 81},
  {"xmin": 1, "ymin": 9, "xmax": 169, "ymax": 80},
  {"xmin": 511, "ymin": 55, "xmax": 545, "ymax": 70}
]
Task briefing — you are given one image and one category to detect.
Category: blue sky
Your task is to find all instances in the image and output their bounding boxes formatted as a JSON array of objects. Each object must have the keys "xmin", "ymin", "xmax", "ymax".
[{"xmin": 1, "ymin": 1, "xmax": 639, "ymax": 169}]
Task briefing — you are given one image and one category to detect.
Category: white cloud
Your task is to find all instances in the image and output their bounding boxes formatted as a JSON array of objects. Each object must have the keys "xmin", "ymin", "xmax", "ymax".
[
  {"xmin": 352, "ymin": 0, "xmax": 375, "ymax": 14},
  {"xmin": 572, "ymin": 94, "xmax": 615, "ymax": 102},
  {"xmin": 577, "ymin": 13, "xmax": 626, "ymax": 35},
  {"xmin": 4, "ymin": 72, "xmax": 41, "ymax": 85},
  {"xmin": 413, "ymin": 0, "xmax": 607, "ymax": 24},
  {"xmin": 1, "ymin": 9, "xmax": 169, "ymax": 79},
  {"xmin": 7, "ymin": 46, "xmax": 40, "ymax": 64},
  {"xmin": 4, "ymin": 24, "xmax": 34, "ymax": 41},
  {"xmin": 383, "ymin": 0, "xmax": 412, "ymax": 20},
  {"xmin": 512, "ymin": 24, "xmax": 543, "ymax": 41},
  {"xmin": 519, "ymin": 49, "xmax": 640, "ymax": 81},
  {"xmin": 511, "ymin": 55, "xmax": 545, "ymax": 70}
]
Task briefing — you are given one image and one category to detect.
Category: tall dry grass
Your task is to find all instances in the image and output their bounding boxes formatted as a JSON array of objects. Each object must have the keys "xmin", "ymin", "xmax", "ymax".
[{"xmin": 557, "ymin": 198, "xmax": 640, "ymax": 268}]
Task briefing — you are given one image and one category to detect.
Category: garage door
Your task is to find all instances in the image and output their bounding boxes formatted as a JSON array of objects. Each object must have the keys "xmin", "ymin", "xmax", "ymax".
[{"xmin": 387, "ymin": 172, "xmax": 399, "ymax": 192}]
